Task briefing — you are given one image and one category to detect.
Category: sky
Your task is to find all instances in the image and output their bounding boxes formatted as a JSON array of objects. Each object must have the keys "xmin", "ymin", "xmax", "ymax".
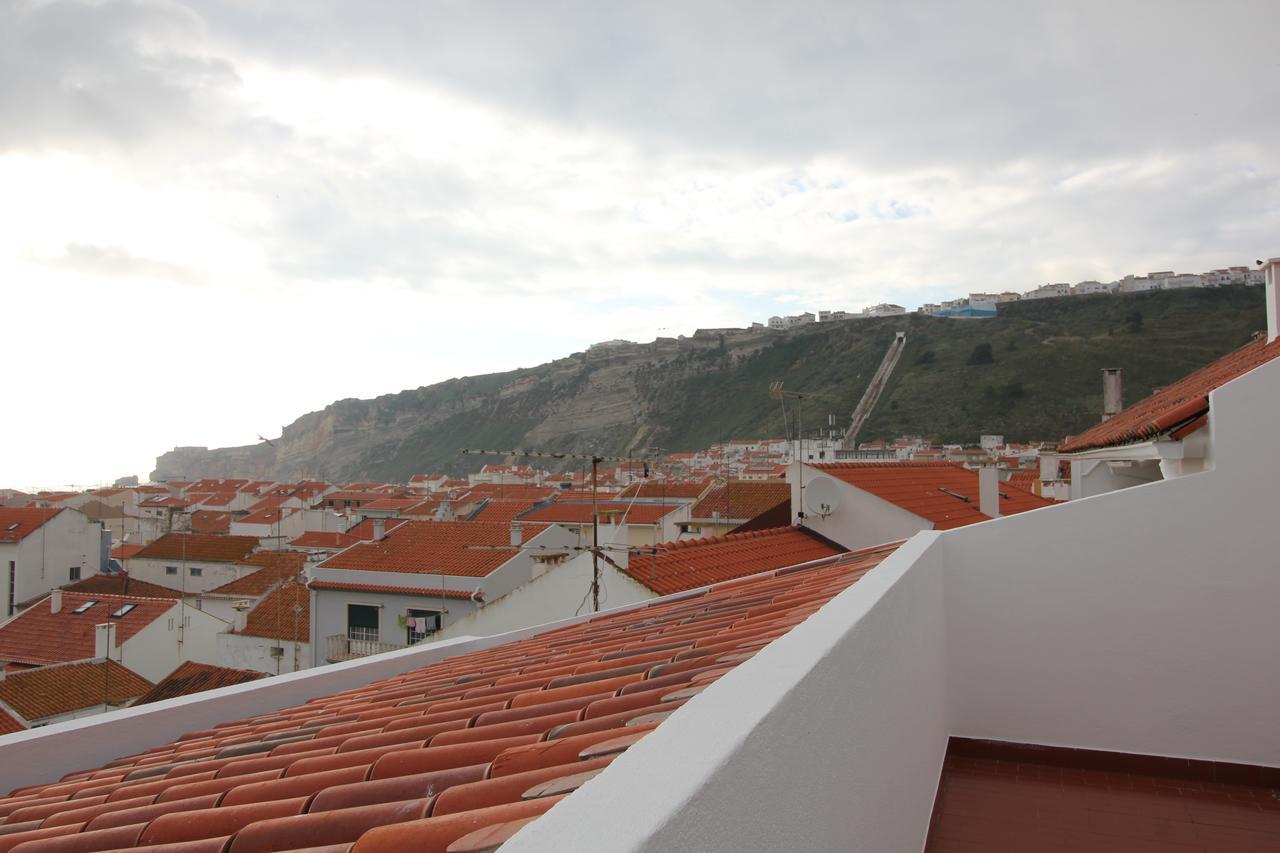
[{"xmin": 2, "ymin": 0, "xmax": 1278, "ymax": 489}]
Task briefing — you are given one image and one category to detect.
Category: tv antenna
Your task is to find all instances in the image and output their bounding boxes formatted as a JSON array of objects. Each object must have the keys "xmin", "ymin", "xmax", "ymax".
[{"xmin": 460, "ymin": 448, "xmax": 654, "ymax": 612}]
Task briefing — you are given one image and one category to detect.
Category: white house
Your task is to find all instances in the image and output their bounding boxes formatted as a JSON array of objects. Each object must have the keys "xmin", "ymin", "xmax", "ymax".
[
  {"xmin": 125, "ymin": 533, "xmax": 260, "ymax": 594},
  {"xmin": 0, "ymin": 507, "xmax": 105, "ymax": 619}
]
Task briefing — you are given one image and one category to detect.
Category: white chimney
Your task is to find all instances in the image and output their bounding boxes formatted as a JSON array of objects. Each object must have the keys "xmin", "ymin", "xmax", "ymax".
[
  {"xmin": 49, "ymin": 589, "xmax": 62, "ymax": 614},
  {"xmin": 1039, "ymin": 451, "xmax": 1059, "ymax": 483},
  {"xmin": 510, "ymin": 522, "xmax": 522, "ymax": 548},
  {"xmin": 978, "ymin": 466, "xmax": 1001, "ymax": 518},
  {"xmin": 1264, "ymin": 258, "xmax": 1280, "ymax": 344},
  {"xmin": 372, "ymin": 518, "xmax": 385, "ymax": 541},
  {"xmin": 94, "ymin": 622, "xmax": 116, "ymax": 659},
  {"xmin": 1101, "ymin": 368, "xmax": 1123, "ymax": 421}
]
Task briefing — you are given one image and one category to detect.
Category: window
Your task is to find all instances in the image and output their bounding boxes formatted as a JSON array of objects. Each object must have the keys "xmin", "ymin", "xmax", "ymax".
[
  {"xmin": 165, "ymin": 566, "xmax": 178, "ymax": 576},
  {"xmin": 406, "ymin": 608, "xmax": 440, "ymax": 645},
  {"xmin": 7, "ymin": 561, "xmax": 14, "ymax": 617},
  {"xmin": 69, "ymin": 566, "xmax": 81, "ymax": 581},
  {"xmin": 189, "ymin": 567, "xmax": 202, "ymax": 577},
  {"xmin": 347, "ymin": 604, "xmax": 380, "ymax": 643},
  {"xmin": 72, "ymin": 600, "xmax": 98, "ymax": 614},
  {"xmin": 111, "ymin": 603, "xmax": 136, "ymax": 618}
]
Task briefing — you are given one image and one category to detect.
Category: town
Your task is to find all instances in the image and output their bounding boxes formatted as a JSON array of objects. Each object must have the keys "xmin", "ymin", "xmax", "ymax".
[{"xmin": 750, "ymin": 260, "xmax": 1268, "ymax": 329}]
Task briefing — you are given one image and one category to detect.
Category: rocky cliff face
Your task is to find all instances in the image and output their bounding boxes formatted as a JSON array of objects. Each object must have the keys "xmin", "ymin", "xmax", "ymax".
[{"xmin": 152, "ymin": 287, "xmax": 1267, "ymax": 483}]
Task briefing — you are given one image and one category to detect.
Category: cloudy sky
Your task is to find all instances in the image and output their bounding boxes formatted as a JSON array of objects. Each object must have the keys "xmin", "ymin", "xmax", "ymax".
[{"xmin": 3, "ymin": 0, "xmax": 1278, "ymax": 488}]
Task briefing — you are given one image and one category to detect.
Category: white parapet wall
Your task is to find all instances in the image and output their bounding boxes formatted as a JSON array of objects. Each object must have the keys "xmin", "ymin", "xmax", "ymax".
[
  {"xmin": 943, "ymin": 353, "xmax": 1280, "ymax": 768},
  {"xmin": 507, "ymin": 532, "xmax": 950, "ymax": 853}
]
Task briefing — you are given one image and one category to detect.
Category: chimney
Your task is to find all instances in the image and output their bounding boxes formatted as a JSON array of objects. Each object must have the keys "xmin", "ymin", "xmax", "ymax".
[
  {"xmin": 1101, "ymin": 368, "xmax": 1123, "ymax": 421},
  {"xmin": 94, "ymin": 622, "xmax": 116, "ymax": 659},
  {"xmin": 978, "ymin": 466, "xmax": 1001, "ymax": 518},
  {"xmin": 1264, "ymin": 258, "xmax": 1280, "ymax": 344},
  {"xmin": 1039, "ymin": 451, "xmax": 1059, "ymax": 483},
  {"xmin": 372, "ymin": 518, "xmax": 385, "ymax": 541},
  {"xmin": 510, "ymin": 522, "xmax": 522, "ymax": 548},
  {"xmin": 50, "ymin": 589, "xmax": 62, "ymax": 614}
]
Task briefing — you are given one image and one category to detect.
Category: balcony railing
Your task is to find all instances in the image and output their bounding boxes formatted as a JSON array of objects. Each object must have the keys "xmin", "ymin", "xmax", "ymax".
[{"xmin": 325, "ymin": 633, "xmax": 406, "ymax": 663}]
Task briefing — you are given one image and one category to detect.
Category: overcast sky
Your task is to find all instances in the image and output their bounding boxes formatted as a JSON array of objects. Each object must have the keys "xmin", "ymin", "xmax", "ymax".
[{"xmin": 3, "ymin": 0, "xmax": 1278, "ymax": 489}]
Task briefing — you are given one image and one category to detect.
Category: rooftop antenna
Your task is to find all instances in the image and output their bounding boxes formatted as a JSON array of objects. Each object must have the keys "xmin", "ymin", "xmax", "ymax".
[{"xmin": 461, "ymin": 447, "xmax": 647, "ymax": 612}]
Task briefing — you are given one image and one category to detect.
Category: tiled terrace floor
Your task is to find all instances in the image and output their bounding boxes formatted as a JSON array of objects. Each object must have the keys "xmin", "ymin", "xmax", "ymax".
[{"xmin": 926, "ymin": 744, "xmax": 1280, "ymax": 853}]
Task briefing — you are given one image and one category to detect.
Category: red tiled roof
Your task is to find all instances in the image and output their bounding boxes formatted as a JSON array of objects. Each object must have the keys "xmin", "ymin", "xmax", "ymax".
[
  {"xmin": 319, "ymin": 521, "xmax": 549, "ymax": 578},
  {"xmin": 689, "ymin": 480, "xmax": 790, "ymax": 522},
  {"xmin": 247, "ymin": 494, "xmax": 293, "ymax": 512},
  {"xmin": 549, "ymin": 488, "xmax": 623, "ymax": 502},
  {"xmin": 109, "ymin": 543, "xmax": 145, "ymax": 561},
  {"xmin": 0, "ymin": 660, "xmax": 152, "ymax": 722},
  {"xmin": 62, "ymin": 573, "xmax": 182, "ymax": 600},
  {"xmin": 138, "ymin": 495, "xmax": 193, "ymax": 508},
  {"xmin": 206, "ymin": 552, "xmax": 306, "ymax": 598},
  {"xmin": 811, "ymin": 462, "xmax": 1054, "ymax": 530},
  {"xmin": 345, "ymin": 517, "xmax": 409, "ymax": 540},
  {"xmin": 289, "ymin": 530, "xmax": 361, "ymax": 550},
  {"xmin": 519, "ymin": 502, "xmax": 681, "ymax": 525},
  {"xmin": 309, "ymin": 581, "xmax": 479, "ymax": 600},
  {"xmin": 190, "ymin": 510, "xmax": 232, "ymax": 535},
  {"xmin": 468, "ymin": 499, "xmax": 544, "ymax": 524},
  {"xmin": 358, "ymin": 499, "xmax": 422, "ymax": 512},
  {"xmin": 132, "ymin": 662, "xmax": 266, "ymax": 706},
  {"xmin": 0, "ymin": 705, "xmax": 23, "ymax": 736},
  {"xmin": 0, "ymin": 593, "xmax": 176, "ymax": 666},
  {"xmin": 1006, "ymin": 470, "xmax": 1039, "ymax": 493},
  {"xmin": 0, "ymin": 543, "xmax": 896, "ymax": 850},
  {"xmin": 0, "ymin": 508, "xmax": 61, "ymax": 543},
  {"xmin": 131, "ymin": 534, "xmax": 260, "ymax": 564},
  {"xmin": 624, "ymin": 526, "xmax": 849, "ymax": 596},
  {"xmin": 235, "ymin": 508, "xmax": 295, "ymax": 526},
  {"xmin": 237, "ymin": 580, "xmax": 310, "ymax": 643},
  {"xmin": 1060, "ymin": 336, "xmax": 1280, "ymax": 453},
  {"xmin": 320, "ymin": 491, "xmax": 400, "ymax": 504},
  {"xmin": 461, "ymin": 484, "xmax": 558, "ymax": 501},
  {"xmin": 616, "ymin": 480, "xmax": 712, "ymax": 500}
]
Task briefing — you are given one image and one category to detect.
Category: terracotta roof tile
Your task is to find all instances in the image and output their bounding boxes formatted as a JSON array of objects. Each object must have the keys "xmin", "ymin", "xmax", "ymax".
[
  {"xmin": 190, "ymin": 511, "xmax": 232, "ymax": 535},
  {"xmin": 308, "ymin": 582, "xmax": 479, "ymax": 600},
  {"xmin": 344, "ymin": 518, "xmax": 408, "ymax": 540},
  {"xmin": 108, "ymin": 543, "xmax": 145, "ymax": 561},
  {"xmin": 62, "ymin": 574, "xmax": 183, "ymax": 600},
  {"xmin": 1060, "ymin": 335, "xmax": 1280, "ymax": 453},
  {"xmin": 0, "ymin": 508, "xmax": 62, "ymax": 543},
  {"xmin": 234, "ymin": 508, "xmax": 295, "ymax": 526},
  {"xmin": 0, "ymin": 660, "xmax": 152, "ymax": 722},
  {"xmin": 131, "ymin": 534, "xmax": 260, "ymax": 564},
  {"xmin": 0, "ymin": 542, "xmax": 895, "ymax": 849},
  {"xmin": 0, "ymin": 593, "xmax": 175, "ymax": 666},
  {"xmin": 289, "ymin": 531, "xmax": 360, "ymax": 550},
  {"xmin": 518, "ymin": 502, "xmax": 680, "ymax": 525},
  {"xmin": 236, "ymin": 580, "xmax": 309, "ymax": 643},
  {"xmin": 689, "ymin": 480, "xmax": 790, "ymax": 522},
  {"xmin": 319, "ymin": 521, "xmax": 548, "ymax": 578},
  {"xmin": 467, "ymin": 499, "xmax": 543, "ymax": 524},
  {"xmin": 624, "ymin": 526, "xmax": 847, "ymax": 596},
  {"xmin": 811, "ymin": 462, "xmax": 1053, "ymax": 530},
  {"xmin": 205, "ymin": 552, "xmax": 305, "ymax": 598},
  {"xmin": 616, "ymin": 480, "xmax": 711, "ymax": 500},
  {"xmin": 132, "ymin": 662, "xmax": 266, "ymax": 707},
  {"xmin": 0, "ymin": 706, "xmax": 23, "ymax": 736}
]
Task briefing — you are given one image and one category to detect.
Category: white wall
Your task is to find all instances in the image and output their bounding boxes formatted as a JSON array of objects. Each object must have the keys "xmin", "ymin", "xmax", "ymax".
[
  {"xmin": 217, "ymin": 632, "xmax": 310, "ymax": 676},
  {"xmin": 126, "ymin": 557, "xmax": 244, "ymax": 594},
  {"xmin": 0, "ymin": 509, "xmax": 104, "ymax": 616},
  {"xmin": 944, "ymin": 359, "xmax": 1280, "ymax": 767},
  {"xmin": 507, "ymin": 535, "xmax": 950, "ymax": 853},
  {"xmin": 429, "ymin": 551, "xmax": 654, "ymax": 644},
  {"xmin": 117, "ymin": 602, "xmax": 229, "ymax": 682}
]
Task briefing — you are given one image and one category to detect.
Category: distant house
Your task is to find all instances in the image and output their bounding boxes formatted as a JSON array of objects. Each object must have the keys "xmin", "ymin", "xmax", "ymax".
[
  {"xmin": 0, "ymin": 589, "xmax": 226, "ymax": 682},
  {"xmin": 0, "ymin": 507, "xmax": 106, "ymax": 619},
  {"xmin": 681, "ymin": 480, "xmax": 791, "ymax": 538},
  {"xmin": 126, "ymin": 533, "xmax": 260, "ymax": 594},
  {"xmin": 0, "ymin": 660, "xmax": 152, "ymax": 728},
  {"xmin": 131, "ymin": 661, "xmax": 265, "ymax": 706}
]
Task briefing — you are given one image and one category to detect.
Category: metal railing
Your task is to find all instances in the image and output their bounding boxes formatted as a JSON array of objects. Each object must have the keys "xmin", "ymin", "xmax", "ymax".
[{"xmin": 325, "ymin": 633, "xmax": 406, "ymax": 663}]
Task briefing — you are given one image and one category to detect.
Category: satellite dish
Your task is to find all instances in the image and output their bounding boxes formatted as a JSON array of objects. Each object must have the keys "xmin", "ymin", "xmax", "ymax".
[{"xmin": 804, "ymin": 477, "xmax": 842, "ymax": 519}]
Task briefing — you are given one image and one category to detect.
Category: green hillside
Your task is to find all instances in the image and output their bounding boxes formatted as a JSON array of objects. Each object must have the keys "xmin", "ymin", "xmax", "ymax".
[{"xmin": 154, "ymin": 286, "xmax": 1267, "ymax": 482}]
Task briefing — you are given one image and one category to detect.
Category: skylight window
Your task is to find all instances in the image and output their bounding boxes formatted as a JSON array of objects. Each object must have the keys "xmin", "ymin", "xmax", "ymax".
[
  {"xmin": 4, "ymin": 523, "xmax": 18, "ymax": 531},
  {"xmin": 72, "ymin": 600, "xmax": 98, "ymax": 614},
  {"xmin": 111, "ymin": 603, "xmax": 137, "ymax": 618}
]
